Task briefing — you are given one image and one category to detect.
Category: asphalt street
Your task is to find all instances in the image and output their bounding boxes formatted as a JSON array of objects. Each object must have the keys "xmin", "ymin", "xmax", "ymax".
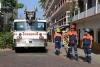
[{"xmin": 0, "ymin": 44, "xmax": 100, "ymax": 67}]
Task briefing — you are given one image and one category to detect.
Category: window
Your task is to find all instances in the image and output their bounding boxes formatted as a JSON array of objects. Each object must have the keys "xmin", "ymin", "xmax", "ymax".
[
  {"xmin": 14, "ymin": 22, "xmax": 27, "ymax": 31},
  {"xmin": 89, "ymin": 30, "xmax": 94, "ymax": 41},
  {"xmin": 98, "ymin": 31, "xmax": 100, "ymax": 43},
  {"xmin": 98, "ymin": 0, "xmax": 100, "ymax": 4},
  {"xmin": 14, "ymin": 21, "xmax": 46, "ymax": 31},
  {"xmin": 78, "ymin": 0, "xmax": 84, "ymax": 12},
  {"xmin": 92, "ymin": 0, "xmax": 96, "ymax": 7},
  {"xmin": 88, "ymin": 0, "xmax": 92, "ymax": 9},
  {"xmin": 31, "ymin": 22, "xmax": 46, "ymax": 31}
]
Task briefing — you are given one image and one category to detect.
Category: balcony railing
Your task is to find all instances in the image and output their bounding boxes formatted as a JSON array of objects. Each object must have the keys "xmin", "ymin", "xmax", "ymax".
[
  {"xmin": 45, "ymin": 0, "xmax": 50, "ymax": 8},
  {"xmin": 51, "ymin": 0, "xmax": 67, "ymax": 16},
  {"xmin": 72, "ymin": 4, "xmax": 100, "ymax": 21},
  {"xmin": 97, "ymin": 4, "xmax": 100, "ymax": 13},
  {"xmin": 44, "ymin": 0, "xmax": 54, "ymax": 16}
]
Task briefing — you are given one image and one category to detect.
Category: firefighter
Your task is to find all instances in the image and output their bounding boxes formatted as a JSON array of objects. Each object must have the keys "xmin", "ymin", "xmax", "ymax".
[
  {"xmin": 81, "ymin": 28, "xmax": 93, "ymax": 64},
  {"xmin": 66, "ymin": 24, "xmax": 79, "ymax": 61},
  {"xmin": 54, "ymin": 28, "xmax": 62, "ymax": 55}
]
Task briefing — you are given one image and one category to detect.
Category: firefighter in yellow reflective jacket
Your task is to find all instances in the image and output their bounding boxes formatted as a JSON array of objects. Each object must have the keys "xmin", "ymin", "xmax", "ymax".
[{"xmin": 54, "ymin": 28, "xmax": 62, "ymax": 55}]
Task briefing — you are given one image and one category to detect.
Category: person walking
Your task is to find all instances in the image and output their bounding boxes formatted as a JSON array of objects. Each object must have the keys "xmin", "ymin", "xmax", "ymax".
[
  {"xmin": 54, "ymin": 28, "xmax": 62, "ymax": 55},
  {"xmin": 81, "ymin": 28, "xmax": 93, "ymax": 64},
  {"xmin": 66, "ymin": 24, "xmax": 79, "ymax": 61}
]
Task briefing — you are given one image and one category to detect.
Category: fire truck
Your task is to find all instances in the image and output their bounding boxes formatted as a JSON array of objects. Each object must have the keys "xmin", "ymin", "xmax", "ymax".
[{"xmin": 13, "ymin": 7, "xmax": 47, "ymax": 53}]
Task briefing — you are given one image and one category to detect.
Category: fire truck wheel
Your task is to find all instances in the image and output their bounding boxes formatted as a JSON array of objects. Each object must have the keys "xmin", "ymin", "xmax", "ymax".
[
  {"xmin": 41, "ymin": 47, "xmax": 46, "ymax": 52},
  {"xmin": 15, "ymin": 47, "xmax": 21, "ymax": 53}
]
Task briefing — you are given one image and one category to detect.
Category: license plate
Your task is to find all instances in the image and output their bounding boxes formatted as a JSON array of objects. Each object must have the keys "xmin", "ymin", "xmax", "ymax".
[{"xmin": 22, "ymin": 41, "xmax": 26, "ymax": 44}]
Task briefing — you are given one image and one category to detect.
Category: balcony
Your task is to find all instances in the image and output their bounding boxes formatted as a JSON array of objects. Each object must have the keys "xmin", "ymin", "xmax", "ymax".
[
  {"xmin": 51, "ymin": 0, "xmax": 71, "ymax": 19},
  {"xmin": 44, "ymin": 0, "xmax": 60, "ymax": 16},
  {"xmin": 52, "ymin": 13, "xmax": 68, "ymax": 28},
  {"xmin": 45, "ymin": 0, "xmax": 51, "ymax": 9},
  {"xmin": 46, "ymin": 17, "xmax": 51, "ymax": 23},
  {"xmin": 72, "ymin": 4, "xmax": 100, "ymax": 21}
]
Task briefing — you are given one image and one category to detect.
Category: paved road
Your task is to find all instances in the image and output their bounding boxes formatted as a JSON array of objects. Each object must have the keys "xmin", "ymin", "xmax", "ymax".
[{"xmin": 0, "ymin": 45, "xmax": 100, "ymax": 67}]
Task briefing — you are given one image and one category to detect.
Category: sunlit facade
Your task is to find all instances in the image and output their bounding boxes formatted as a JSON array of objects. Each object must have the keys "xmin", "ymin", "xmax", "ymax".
[{"xmin": 72, "ymin": 0, "xmax": 100, "ymax": 52}]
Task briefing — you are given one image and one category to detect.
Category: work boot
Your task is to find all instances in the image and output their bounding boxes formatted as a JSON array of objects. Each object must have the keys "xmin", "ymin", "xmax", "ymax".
[
  {"xmin": 88, "ymin": 61, "xmax": 91, "ymax": 64},
  {"xmin": 70, "ymin": 57, "xmax": 73, "ymax": 60},
  {"xmin": 83, "ymin": 60, "xmax": 87, "ymax": 62},
  {"xmin": 55, "ymin": 52, "xmax": 59, "ymax": 56},
  {"xmin": 76, "ymin": 58, "xmax": 79, "ymax": 61}
]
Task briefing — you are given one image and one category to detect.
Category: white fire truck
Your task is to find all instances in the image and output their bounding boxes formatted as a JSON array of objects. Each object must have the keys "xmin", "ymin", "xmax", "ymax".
[{"xmin": 13, "ymin": 19, "xmax": 47, "ymax": 53}]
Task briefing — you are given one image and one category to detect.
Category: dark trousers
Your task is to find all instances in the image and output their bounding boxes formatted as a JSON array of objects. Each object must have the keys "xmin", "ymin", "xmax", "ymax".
[
  {"xmin": 69, "ymin": 44, "xmax": 78, "ymax": 59},
  {"xmin": 55, "ymin": 41, "xmax": 60, "ymax": 54},
  {"xmin": 84, "ymin": 45, "xmax": 91, "ymax": 62}
]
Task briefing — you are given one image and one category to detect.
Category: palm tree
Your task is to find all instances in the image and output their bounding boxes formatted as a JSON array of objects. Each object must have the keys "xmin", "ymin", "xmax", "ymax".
[{"xmin": 38, "ymin": 0, "xmax": 46, "ymax": 9}]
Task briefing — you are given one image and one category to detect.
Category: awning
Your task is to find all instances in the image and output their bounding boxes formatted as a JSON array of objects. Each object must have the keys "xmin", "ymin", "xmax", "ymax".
[{"xmin": 54, "ymin": 24, "xmax": 69, "ymax": 30}]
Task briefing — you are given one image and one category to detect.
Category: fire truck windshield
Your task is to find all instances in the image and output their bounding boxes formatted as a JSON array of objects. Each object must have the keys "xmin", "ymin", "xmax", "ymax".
[{"xmin": 14, "ymin": 21, "xmax": 46, "ymax": 31}]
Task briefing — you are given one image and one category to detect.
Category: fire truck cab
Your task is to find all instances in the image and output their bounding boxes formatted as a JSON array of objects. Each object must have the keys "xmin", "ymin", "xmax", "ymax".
[{"xmin": 13, "ymin": 19, "xmax": 47, "ymax": 53}]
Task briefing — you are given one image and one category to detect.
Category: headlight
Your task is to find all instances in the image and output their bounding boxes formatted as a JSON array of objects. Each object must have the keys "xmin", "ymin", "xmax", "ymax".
[
  {"xmin": 17, "ymin": 36, "xmax": 22, "ymax": 39},
  {"xmin": 39, "ymin": 36, "xmax": 44, "ymax": 39}
]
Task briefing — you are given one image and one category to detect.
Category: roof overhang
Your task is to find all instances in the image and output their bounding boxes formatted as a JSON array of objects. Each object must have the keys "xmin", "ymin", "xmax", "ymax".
[
  {"xmin": 54, "ymin": 24, "xmax": 69, "ymax": 29},
  {"xmin": 73, "ymin": 12, "xmax": 100, "ymax": 23}
]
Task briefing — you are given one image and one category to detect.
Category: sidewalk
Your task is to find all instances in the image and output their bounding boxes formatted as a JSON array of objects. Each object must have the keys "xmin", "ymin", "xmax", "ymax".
[{"xmin": 47, "ymin": 42, "xmax": 100, "ymax": 66}]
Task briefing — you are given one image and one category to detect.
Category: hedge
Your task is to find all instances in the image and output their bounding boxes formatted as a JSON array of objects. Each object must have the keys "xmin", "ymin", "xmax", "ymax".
[{"xmin": 0, "ymin": 32, "xmax": 13, "ymax": 49}]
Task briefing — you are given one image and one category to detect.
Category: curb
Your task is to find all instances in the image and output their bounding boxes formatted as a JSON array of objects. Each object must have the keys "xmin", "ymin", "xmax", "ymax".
[{"xmin": 0, "ymin": 49, "xmax": 12, "ymax": 51}]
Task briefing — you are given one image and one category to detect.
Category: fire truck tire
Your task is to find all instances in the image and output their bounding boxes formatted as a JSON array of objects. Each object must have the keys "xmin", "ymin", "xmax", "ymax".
[
  {"xmin": 15, "ymin": 47, "xmax": 21, "ymax": 53},
  {"xmin": 41, "ymin": 47, "xmax": 46, "ymax": 52}
]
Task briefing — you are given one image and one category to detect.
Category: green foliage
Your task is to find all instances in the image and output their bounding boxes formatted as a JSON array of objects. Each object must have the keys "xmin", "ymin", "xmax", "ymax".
[
  {"xmin": 1, "ymin": 0, "xmax": 24, "ymax": 13},
  {"xmin": 0, "ymin": 32, "xmax": 13, "ymax": 49},
  {"xmin": 38, "ymin": 0, "xmax": 46, "ymax": 9}
]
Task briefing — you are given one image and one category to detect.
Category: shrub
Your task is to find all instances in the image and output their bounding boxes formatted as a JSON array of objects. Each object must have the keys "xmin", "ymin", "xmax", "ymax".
[{"xmin": 0, "ymin": 32, "xmax": 13, "ymax": 49}]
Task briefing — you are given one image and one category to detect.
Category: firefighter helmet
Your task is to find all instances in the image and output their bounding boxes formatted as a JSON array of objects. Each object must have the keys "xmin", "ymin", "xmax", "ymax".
[
  {"xmin": 56, "ymin": 28, "xmax": 61, "ymax": 32},
  {"xmin": 84, "ymin": 28, "xmax": 90, "ymax": 32},
  {"xmin": 71, "ymin": 24, "xmax": 75, "ymax": 28}
]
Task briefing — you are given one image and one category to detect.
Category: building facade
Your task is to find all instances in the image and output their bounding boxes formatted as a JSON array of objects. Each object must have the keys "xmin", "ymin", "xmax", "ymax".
[
  {"xmin": 72, "ymin": 0, "xmax": 100, "ymax": 52},
  {"xmin": 44, "ymin": 0, "xmax": 100, "ymax": 53},
  {"xmin": 44, "ymin": 0, "xmax": 75, "ymax": 42}
]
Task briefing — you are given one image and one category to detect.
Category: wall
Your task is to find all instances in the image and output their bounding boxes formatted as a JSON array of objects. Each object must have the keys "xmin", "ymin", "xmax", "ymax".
[
  {"xmin": 76, "ymin": 18, "xmax": 100, "ymax": 42},
  {"xmin": 76, "ymin": 17, "xmax": 100, "ymax": 53}
]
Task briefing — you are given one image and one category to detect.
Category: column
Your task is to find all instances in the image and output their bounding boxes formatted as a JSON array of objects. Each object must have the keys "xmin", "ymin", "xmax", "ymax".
[
  {"xmin": 74, "ymin": 10, "xmax": 75, "ymax": 20},
  {"xmin": 66, "ymin": 11, "xmax": 68, "ymax": 24},
  {"xmin": 78, "ymin": 8, "xmax": 80, "ymax": 19},
  {"xmin": 85, "ymin": 0, "xmax": 88, "ymax": 17},
  {"xmin": 96, "ymin": 0, "xmax": 98, "ymax": 13}
]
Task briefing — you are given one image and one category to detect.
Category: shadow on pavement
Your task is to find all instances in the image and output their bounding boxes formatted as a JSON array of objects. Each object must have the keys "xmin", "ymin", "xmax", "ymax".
[
  {"xmin": 91, "ymin": 50, "xmax": 100, "ymax": 54},
  {"xmin": 79, "ymin": 56, "xmax": 85, "ymax": 61},
  {"xmin": 78, "ymin": 48, "xmax": 100, "ymax": 55},
  {"xmin": 16, "ymin": 47, "xmax": 49, "ymax": 53}
]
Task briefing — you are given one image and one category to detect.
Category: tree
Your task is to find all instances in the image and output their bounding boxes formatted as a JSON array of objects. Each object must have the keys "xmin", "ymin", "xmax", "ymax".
[
  {"xmin": 1, "ymin": 0, "xmax": 24, "ymax": 20},
  {"xmin": 0, "ymin": 0, "xmax": 24, "ymax": 31},
  {"xmin": 38, "ymin": 0, "xmax": 46, "ymax": 9}
]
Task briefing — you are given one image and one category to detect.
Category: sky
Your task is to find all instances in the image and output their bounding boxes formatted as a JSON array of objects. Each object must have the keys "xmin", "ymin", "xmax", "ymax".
[{"xmin": 18, "ymin": 0, "xmax": 44, "ymax": 19}]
